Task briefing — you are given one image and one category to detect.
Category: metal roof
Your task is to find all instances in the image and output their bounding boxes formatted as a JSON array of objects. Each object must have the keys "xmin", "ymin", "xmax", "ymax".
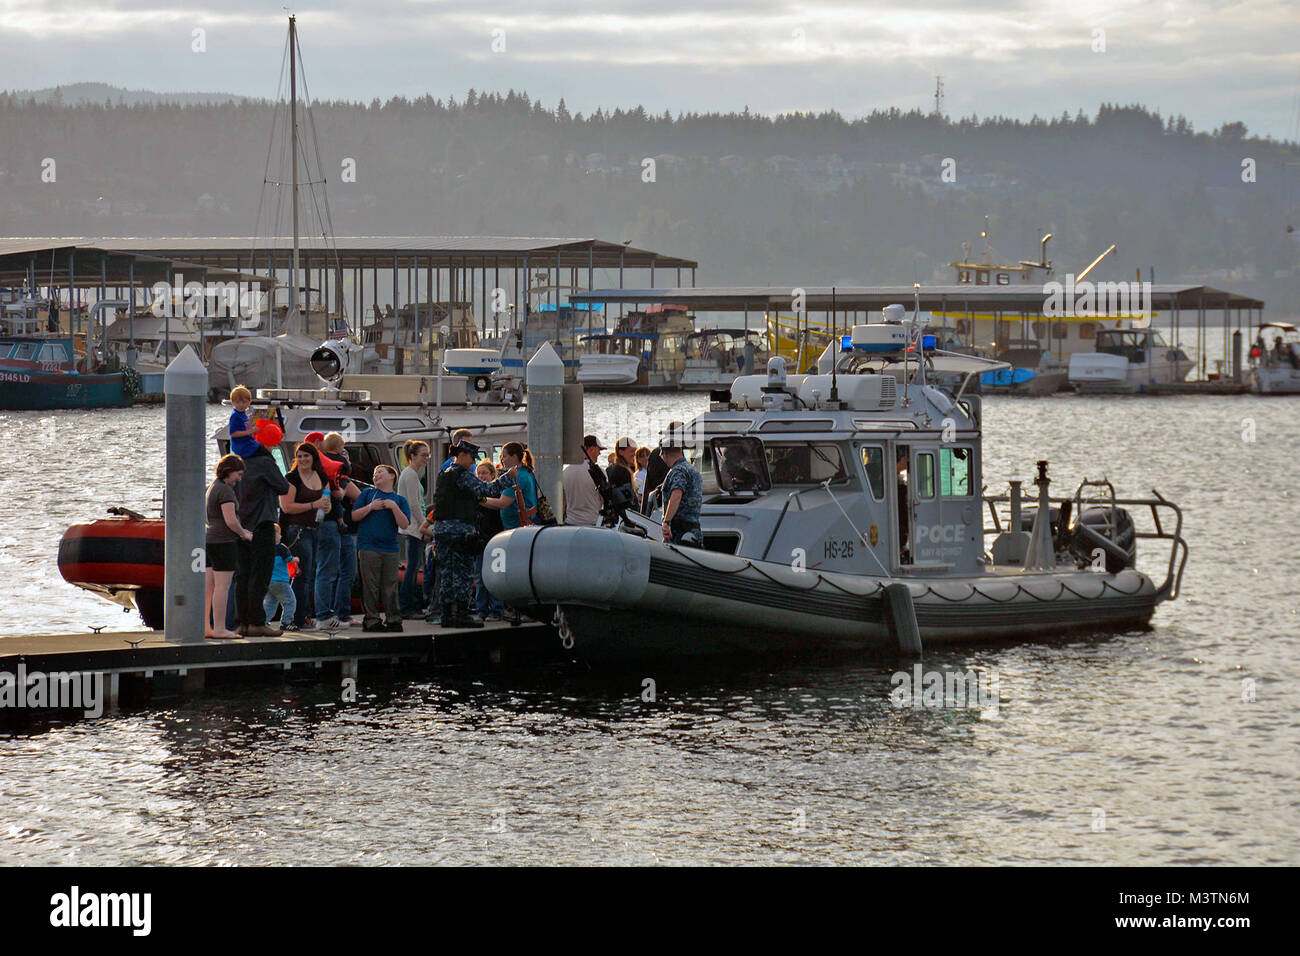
[
  {"xmin": 0, "ymin": 237, "xmax": 696, "ymax": 272},
  {"xmin": 570, "ymin": 284, "xmax": 1265, "ymax": 312},
  {"xmin": 0, "ymin": 242, "xmax": 273, "ymax": 288}
]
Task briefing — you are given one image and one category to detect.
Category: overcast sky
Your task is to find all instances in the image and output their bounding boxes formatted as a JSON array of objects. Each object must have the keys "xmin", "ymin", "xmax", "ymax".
[{"xmin": 2, "ymin": 0, "xmax": 1297, "ymax": 140}]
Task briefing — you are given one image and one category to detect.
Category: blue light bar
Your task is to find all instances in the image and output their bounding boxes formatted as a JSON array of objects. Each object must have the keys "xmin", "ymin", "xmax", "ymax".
[
  {"xmin": 840, "ymin": 335, "xmax": 853, "ymax": 351},
  {"xmin": 922, "ymin": 334, "xmax": 936, "ymax": 349}
]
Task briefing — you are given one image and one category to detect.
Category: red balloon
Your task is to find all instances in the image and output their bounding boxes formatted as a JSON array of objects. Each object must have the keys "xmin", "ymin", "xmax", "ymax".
[{"xmin": 254, "ymin": 419, "xmax": 283, "ymax": 447}]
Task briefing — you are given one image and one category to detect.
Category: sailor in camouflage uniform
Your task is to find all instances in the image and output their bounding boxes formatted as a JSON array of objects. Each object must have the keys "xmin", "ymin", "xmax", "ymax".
[
  {"xmin": 657, "ymin": 428, "xmax": 703, "ymax": 547},
  {"xmin": 432, "ymin": 439, "xmax": 516, "ymax": 628}
]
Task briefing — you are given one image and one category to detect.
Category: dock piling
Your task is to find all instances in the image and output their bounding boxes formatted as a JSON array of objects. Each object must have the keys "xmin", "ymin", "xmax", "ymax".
[
  {"xmin": 163, "ymin": 346, "xmax": 209, "ymax": 643},
  {"xmin": 527, "ymin": 342, "xmax": 565, "ymax": 521}
]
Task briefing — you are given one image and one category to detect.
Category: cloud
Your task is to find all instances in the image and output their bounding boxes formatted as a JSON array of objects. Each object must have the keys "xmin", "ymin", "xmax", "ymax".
[{"xmin": 0, "ymin": 0, "xmax": 1295, "ymax": 139}]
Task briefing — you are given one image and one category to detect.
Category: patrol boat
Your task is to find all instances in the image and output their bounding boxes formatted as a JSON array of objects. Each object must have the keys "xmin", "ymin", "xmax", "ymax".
[{"xmin": 485, "ymin": 306, "xmax": 1188, "ymax": 663}]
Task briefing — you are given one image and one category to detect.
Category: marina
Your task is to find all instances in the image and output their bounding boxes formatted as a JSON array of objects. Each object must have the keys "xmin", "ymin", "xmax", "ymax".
[
  {"xmin": 3, "ymin": 388, "xmax": 1296, "ymax": 868},
  {"xmin": 0, "ymin": 234, "xmax": 1272, "ymax": 405},
  {"xmin": 1, "ymin": 3, "xmax": 1297, "ymax": 887}
]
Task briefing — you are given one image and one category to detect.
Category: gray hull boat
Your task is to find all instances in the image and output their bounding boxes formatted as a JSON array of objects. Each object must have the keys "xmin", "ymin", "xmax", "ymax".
[{"xmin": 487, "ymin": 308, "xmax": 1188, "ymax": 664}]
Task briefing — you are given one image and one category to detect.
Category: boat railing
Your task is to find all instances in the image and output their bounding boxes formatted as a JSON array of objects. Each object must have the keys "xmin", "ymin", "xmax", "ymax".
[{"xmin": 982, "ymin": 489, "xmax": 1188, "ymax": 599}]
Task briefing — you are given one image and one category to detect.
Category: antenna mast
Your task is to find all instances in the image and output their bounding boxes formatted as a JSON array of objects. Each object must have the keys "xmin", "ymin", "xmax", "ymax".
[
  {"xmin": 289, "ymin": 14, "xmax": 299, "ymax": 316},
  {"xmin": 934, "ymin": 75, "xmax": 944, "ymax": 116},
  {"xmin": 830, "ymin": 286, "xmax": 839, "ymax": 402}
]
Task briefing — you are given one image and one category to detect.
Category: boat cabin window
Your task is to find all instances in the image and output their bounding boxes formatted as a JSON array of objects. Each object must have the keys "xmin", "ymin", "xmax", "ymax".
[
  {"xmin": 345, "ymin": 443, "xmax": 386, "ymax": 486},
  {"xmin": 300, "ymin": 416, "xmax": 371, "ymax": 435},
  {"xmin": 382, "ymin": 417, "xmax": 427, "ymax": 431},
  {"xmin": 269, "ymin": 444, "xmax": 292, "ymax": 473},
  {"xmin": 938, "ymin": 446, "xmax": 972, "ymax": 497},
  {"xmin": 37, "ymin": 344, "xmax": 63, "ymax": 363},
  {"xmin": 1096, "ymin": 330, "xmax": 1147, "ymax": 363},
  {"xmin": 996, "ymin": 272, "xmax": 1010, "ymax": 285},
  {"xmin": 12, "ymin": 342, "xmax": 37, "ymax": 360},
  {"xmin": 711, "ymin": 437, "xmax": 771, "ymax": 492},
  {"xmin": 860, "ymin": 445, "xmax": 886, "ymax": 500},
  {"xmin": 915, "ymin": 452, "xmax": 936, "ymax": 499},
  {"xmin": 765, "ymin": 443, "xmax": 847, "ymax": 485}
]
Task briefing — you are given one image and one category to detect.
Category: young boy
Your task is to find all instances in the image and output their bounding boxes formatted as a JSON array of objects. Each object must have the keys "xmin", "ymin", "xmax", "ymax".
[
  {"xmin": 228, "ymin": 385, "xmax": 259, "ymax": 459},
  {"xmin": 263, "ymin": 524, "xmax": 299, "ymax": 631},
  {"xmin": 352, "ymin": 464, "xmax": 411, "ymax": 632}
]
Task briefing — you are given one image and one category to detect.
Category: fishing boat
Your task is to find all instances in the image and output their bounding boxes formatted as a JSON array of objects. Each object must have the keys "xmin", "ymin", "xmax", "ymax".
[
  {"xmin": 485, "ymin": 303, "xmax": 1187, "ymax": 664},
  {"xmin": 1068, "ymin": 327, "xmax": 1194, "ymax": 393},
  {"xmin": 1248, "ymin": 322, "xmax": 1300, "ymax": 394},
  {"xmin": 0, "ymin": 298, "xmax": 133, "ymax": 410},
  {"xmin": 940, "ymin": 223, "xmax": 1162, "ymax": 393}
]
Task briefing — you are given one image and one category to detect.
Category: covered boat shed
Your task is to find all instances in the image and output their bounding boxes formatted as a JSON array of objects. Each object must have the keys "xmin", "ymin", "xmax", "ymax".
[
  {"xmin": 5, "ymin": 236, "xmax": 695, "ymax": 331},
  {"xmin": 570, "ymin": 284, "xmax": 1267, "ymax": 383}
]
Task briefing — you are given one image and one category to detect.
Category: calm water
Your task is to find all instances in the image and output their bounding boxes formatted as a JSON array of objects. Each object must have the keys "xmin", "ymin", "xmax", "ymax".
[{"xmin": 1, "ymin": 389, "xmax": 1297, "ymax": 864}]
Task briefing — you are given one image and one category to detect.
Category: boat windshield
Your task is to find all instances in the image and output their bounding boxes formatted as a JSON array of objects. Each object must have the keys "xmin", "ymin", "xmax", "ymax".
[
  {"xmin": 1096, "ymin": 330, "xmax": 1151, "ymax": 362},
  {"xmin": 712, "ymin": 437, "xmax": 771, "ymax": 492},
  {"xmin": 764, "ymin": 442, "xmax": 847, "ymax": 485}
]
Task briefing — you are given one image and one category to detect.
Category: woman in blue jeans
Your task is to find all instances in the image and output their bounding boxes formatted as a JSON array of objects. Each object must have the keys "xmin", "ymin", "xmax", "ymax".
[
  {"xmin": 279, "ymin": 442, "xmax": 331, "ymax": 628},
  {"xmin": 314, "ymin": 436, "xmax": 362, "ymax": 628}
]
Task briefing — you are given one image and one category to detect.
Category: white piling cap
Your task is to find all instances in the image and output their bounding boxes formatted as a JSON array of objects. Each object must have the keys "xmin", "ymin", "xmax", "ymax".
[
  {"xmin": 526, "ymin": 341, "xmax": 564, "ymax": 387},
  {"xmin": 164, "ymin": 345, "xmax": 209, "ymax": 396}
]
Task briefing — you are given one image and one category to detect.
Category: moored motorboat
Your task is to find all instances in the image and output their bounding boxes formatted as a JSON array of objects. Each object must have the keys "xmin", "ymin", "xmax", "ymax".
[
  {"xmin": 486, "ymin": 305, "xmax": 1188, "ymax": 664},
  {"xmin": 58, "ymin": 509, "xmax": 166, "ymax": 628},
  {"xmin": 1068, "ymin": 327, "xmax": 1194, "ymax": 393},
  {"xmin": 576, "ymin": 352, "xmax": 640, "ymax": 386},
  {"xmin": 1249, "ymin": 322, "xmax": 1300, "ymax": 394},
  {"xmin": 1, "ymin": 298, "xmax": 133, "ymax": 410}
]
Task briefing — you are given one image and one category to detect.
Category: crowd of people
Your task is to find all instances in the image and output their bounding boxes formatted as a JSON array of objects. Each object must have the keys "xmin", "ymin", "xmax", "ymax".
[{"xmin": 203, "ymin": 387, "xmax": 703, "ymax": 639}]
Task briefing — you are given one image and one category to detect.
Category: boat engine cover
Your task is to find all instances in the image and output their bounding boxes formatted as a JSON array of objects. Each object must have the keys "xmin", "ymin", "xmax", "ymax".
[{"xmin": 1068, "ymin": 507, "xmax": 1137, "ymax": 574}]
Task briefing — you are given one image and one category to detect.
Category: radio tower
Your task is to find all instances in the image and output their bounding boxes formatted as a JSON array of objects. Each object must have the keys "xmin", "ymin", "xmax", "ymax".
[{"xmin": 934, "ymin": 75, "xmax": 944, "ymax": 117}]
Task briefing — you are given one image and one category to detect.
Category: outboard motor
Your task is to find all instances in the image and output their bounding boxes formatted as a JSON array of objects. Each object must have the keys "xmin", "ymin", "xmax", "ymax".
[{"xmin": 1069, "ymin": 507, "xmax": 1136, "ymax": 574}]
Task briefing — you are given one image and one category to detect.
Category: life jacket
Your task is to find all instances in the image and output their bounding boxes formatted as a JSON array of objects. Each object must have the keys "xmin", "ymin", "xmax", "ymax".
[{"xmin": 433, "ymin": 464, "xmax": 479, "ymax": 525}]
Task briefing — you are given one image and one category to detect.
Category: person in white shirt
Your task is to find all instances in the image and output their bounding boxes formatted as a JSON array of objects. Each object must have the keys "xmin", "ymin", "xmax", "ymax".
[
  {"xmin": 633, "ymin": 446, "xmax": 650, "ymax": 506},
  {"xmin": 396, "ymin": 440, "xmax": 431, "ymax": 617},
  {"xmin": 561, "ymin": 434, "xmax": 608, "ymax": 526}
]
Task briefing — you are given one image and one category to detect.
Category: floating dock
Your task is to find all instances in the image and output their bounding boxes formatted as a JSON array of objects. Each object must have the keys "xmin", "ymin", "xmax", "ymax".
[{"xmin": 0, "ymin": 620, "xmax": 556, "ymax": 722}]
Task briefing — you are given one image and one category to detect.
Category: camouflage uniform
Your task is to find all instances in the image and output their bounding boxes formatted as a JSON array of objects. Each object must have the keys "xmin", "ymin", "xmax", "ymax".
[
  {"xmin": 660, "ymin": 457, "xmax": 704, "ymax": 546},
  {"xmin": 433, "ymin": 465, "xmax": 514, "ymax": 606}
]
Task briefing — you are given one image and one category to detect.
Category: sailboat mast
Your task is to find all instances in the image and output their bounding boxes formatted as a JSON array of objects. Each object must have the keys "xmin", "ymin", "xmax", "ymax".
[{"xmin": 289, "ymin": 14, "xmax": 299, "ymax": 316}]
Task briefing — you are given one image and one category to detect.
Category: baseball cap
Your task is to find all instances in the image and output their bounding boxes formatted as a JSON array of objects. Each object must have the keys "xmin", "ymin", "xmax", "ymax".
[
  {"xmin": 450, "ymin": 439, "xmax": 482, "ymax": 458},
  {"xmin": 583, "ymin": 434, "xmax": 606, "ymax": 450},
  {"xmin": 660, "ymin": 421, "xmax": 689, "ymax": 449},
  {"xmin": 615, "ymin": 436, "xmax": 636, "ymax": 450}
]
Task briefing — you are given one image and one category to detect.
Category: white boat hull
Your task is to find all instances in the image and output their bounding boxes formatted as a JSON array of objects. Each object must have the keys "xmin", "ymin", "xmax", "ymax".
[
  {"xmin": 1069, "ymin": 352, "xmax": 1194, "ymax": 393},
  {"xmin": 576, "ymin": 354, "xmax": 640, "ymax": 386},
  {"xmin": 1251, "ymin": 365, "xmax": 1300, "ymax": 394}
]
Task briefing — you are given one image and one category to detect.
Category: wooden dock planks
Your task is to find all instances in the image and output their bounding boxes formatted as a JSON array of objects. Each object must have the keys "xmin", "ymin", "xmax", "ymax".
[{"xmin": 0, "ymin": 620, "xmax": 553, "ymax": 681}]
